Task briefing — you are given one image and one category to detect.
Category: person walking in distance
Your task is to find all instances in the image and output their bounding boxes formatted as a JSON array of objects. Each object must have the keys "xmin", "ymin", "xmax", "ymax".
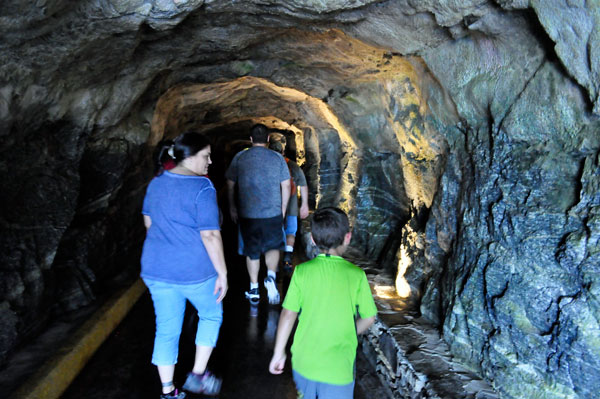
[
  {"xmin": 226, "ymin": 124, "xmax": 290, "ymax": 304},
  {"xmin": 268, "ymin": 133, "xmax": 309, "ymax": 272}
]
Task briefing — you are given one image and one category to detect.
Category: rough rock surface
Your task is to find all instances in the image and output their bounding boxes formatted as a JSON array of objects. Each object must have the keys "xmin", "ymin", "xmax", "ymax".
[{"xmin": 1, "ymin": 1, "xmax": 599, "ymax": 398}]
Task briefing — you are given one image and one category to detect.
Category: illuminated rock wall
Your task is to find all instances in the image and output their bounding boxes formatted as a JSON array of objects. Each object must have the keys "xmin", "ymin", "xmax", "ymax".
[{"xmin": 415, "ymin": 10, "xmax": 600, "ymax": 399}]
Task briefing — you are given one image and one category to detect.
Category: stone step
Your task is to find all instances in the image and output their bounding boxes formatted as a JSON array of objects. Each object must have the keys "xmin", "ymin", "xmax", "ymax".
[{"xmin": 345, "ymin": 249, "xmax": 499, "ymax": 399}]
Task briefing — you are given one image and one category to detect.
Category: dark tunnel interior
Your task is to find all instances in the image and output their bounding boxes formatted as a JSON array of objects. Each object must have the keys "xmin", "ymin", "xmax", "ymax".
[{"xmin": 1, "ymin": 2, "xmax": 600, "ymax": 398}]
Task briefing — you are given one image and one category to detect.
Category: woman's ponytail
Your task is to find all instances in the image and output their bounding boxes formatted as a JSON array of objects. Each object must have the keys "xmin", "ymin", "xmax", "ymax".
[
  {"xmin": 154, "ymin": 139, "xmax": 175, "ymax": 176},
  {"xmin": 153, "ymin": 132, "xmax": 210, "ymax": 175}
]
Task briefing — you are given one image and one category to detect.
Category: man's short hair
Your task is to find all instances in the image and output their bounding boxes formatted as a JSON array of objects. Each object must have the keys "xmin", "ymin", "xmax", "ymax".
[
  {"xmin": 250, "ymin": 124, "xmax": 270, "ymax": 143},
  {"xmin": 269, "ymin": 132, "xmax": 287, "ymax": 146},
  {"xmin": 311, "ymin": 207, "xmax": 349, "ymax": 250},
  {"xmin": 269, "ymin": 139, "xmax": 285, "ymax": 154}
]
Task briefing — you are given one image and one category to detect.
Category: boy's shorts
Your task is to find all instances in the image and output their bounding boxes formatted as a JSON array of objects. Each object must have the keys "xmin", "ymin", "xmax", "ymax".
[
  {"xmin": 239, "ymin": 215, "xmax": 285, "ymax": 260},
  {"xmin": 284, "ymin": 215, "xmax": 298, "ymax": 237},
  {"xmin": 292, "ymin": 370, "xmax": 354, "ymax": 399}
]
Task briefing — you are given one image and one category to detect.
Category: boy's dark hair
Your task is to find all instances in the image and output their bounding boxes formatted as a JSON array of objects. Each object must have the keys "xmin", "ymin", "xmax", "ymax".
[
  {"xmin": 311, "ymin": 207, "xmax": 349, "ymax": 250},
  {"xmin": 250, "ymin": 123, "xmax": 269, "ymax": 143}
]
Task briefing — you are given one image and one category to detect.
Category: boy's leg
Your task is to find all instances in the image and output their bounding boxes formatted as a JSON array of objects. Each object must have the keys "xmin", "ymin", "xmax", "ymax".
[
  {"xmin": 316, "ymin": 380, "xmax": 355, "ymax": 399},
  {"xmin": 292, "ymin": 370, "xmax": 318, "ymax": 399},
  {"xmin": 292, "ymin": 369, "xmax": 355, "ymax": 399}
]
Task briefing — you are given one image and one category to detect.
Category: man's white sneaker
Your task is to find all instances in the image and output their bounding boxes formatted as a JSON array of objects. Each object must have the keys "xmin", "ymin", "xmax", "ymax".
[
  {"xmin": 264, "ymin": 276, "xmax": 280, "ymax": 305},
  {"xmin": 245, "ymin": 288, "xmax": 260, "ymax": 304}
]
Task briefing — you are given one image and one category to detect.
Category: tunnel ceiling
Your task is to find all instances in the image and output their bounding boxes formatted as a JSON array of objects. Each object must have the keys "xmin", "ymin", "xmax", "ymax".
[
  {"xmin": 2, "ymin": 1, "xmax": 599, "ymax": 133},
  {"xmin": 2, "ymin": 2, "xmax": 600, "ymax": 399}
]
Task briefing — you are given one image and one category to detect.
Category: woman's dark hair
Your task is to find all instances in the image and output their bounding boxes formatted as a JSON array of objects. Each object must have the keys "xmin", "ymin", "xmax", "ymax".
[
  {"xmin": 154, "ymin": 132, "xmax": 211, "ymax": 175},
  {"xmin": 310, "ymin": 207, "xmax": 350, "ymax": 250}
]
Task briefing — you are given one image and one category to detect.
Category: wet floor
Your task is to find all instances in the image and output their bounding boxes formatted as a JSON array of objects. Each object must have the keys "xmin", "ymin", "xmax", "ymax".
[{"xmin": 61, "ymin": 261, "xmax": 387, "ymax": 399}]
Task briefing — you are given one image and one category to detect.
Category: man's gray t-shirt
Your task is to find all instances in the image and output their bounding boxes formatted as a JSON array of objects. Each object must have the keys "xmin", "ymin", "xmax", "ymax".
[{"xmin": 226, "ymin": 146, "xmax": 290, "ymax": 219}]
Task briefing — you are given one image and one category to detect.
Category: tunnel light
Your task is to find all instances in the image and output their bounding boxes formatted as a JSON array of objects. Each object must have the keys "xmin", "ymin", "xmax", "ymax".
[
  {"xmin": 395, "ymin": 275, "xmax": 411, "ymax": 299},
  {"xmin": 374, "ymin": 284, "xmax": 397, "ymax": 299},
  {"xmin": 373, "ymin": 246, "xmax": 412, "ymax": 300},
  {"xmin": 395, "ymin": 246, "xmax": 412, "ymax": 298}
]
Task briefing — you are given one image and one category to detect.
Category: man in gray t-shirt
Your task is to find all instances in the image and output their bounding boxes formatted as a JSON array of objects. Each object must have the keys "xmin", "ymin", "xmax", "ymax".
[{"xmin": 226, "ymin": 124, "xmax": 290, "ymax": 305}]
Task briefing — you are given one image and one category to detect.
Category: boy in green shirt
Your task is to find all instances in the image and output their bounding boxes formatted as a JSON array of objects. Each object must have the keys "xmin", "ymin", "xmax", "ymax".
[{"xmin": 269, "ymin": 207, "xmax": 377, "ymax": 399}]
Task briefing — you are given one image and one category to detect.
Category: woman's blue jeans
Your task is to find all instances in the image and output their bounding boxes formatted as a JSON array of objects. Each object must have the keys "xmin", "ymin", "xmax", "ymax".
[{"xmin": 144, "ymin": 276, "xmax": 223, "ymax": 366}]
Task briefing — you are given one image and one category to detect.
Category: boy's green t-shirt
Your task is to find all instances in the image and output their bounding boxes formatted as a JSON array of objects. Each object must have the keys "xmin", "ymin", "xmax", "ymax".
[{"xmin": 282, "ymin": 253, "xmax": 378, "ymax": 385}]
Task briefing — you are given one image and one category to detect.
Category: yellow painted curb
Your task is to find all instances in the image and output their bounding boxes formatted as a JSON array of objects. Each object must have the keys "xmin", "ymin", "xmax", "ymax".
[{"xmin": 12, "ymin": 278, "xmax": 147, "ymax": 399}]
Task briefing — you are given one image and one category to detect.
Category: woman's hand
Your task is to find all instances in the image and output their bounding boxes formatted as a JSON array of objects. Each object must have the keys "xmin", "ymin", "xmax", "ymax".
[
  {"xmin": 214, "ymin": 273, "xmax": 228, "ymax": 303},
  {"xmin": 200, "ymin": 229, "xmax": 228, "ymax": 302}
]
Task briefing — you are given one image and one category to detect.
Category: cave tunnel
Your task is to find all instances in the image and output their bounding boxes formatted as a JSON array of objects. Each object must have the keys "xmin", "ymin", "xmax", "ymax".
[
  {"xmin": 148, "ymin": 76, "xmax": 431, "ymax": 281},
  {"xmin": 1, "ymin": 2, "xmax": 600, "ymax": 399}
]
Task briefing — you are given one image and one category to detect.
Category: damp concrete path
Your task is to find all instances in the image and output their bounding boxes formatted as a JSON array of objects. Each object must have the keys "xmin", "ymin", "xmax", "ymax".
[{"xmin": 59, "ymin": 267, "xmax": 387, "ymax": 399}]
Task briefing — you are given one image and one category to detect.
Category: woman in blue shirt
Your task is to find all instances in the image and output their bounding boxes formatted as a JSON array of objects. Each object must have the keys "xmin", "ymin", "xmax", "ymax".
[{"xmin": 141, "ymin": 132, "xmax": 227, "ymax": 399}]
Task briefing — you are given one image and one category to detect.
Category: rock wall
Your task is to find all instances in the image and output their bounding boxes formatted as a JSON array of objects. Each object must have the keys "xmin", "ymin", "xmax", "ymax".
[
  {"xmin": 1, "ymin": 1, "xmax": 599, "ymax": 398},
  {"xmin": 411, "ymin": 6, "xmax": 600, "ymax": 399}
]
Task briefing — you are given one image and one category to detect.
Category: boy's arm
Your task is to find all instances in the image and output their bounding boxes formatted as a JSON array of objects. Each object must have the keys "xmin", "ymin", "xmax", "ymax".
[
  {"xmin": 356, "ymin": 315, "xmax": 376, "ymax": 335},
  {"xmin": 269, "ymin": 308, "xmax": 298, "ymax": 375},
  {"xmin": 355, "ymin": 271, "xmax": 377, "ymax": 335}
]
